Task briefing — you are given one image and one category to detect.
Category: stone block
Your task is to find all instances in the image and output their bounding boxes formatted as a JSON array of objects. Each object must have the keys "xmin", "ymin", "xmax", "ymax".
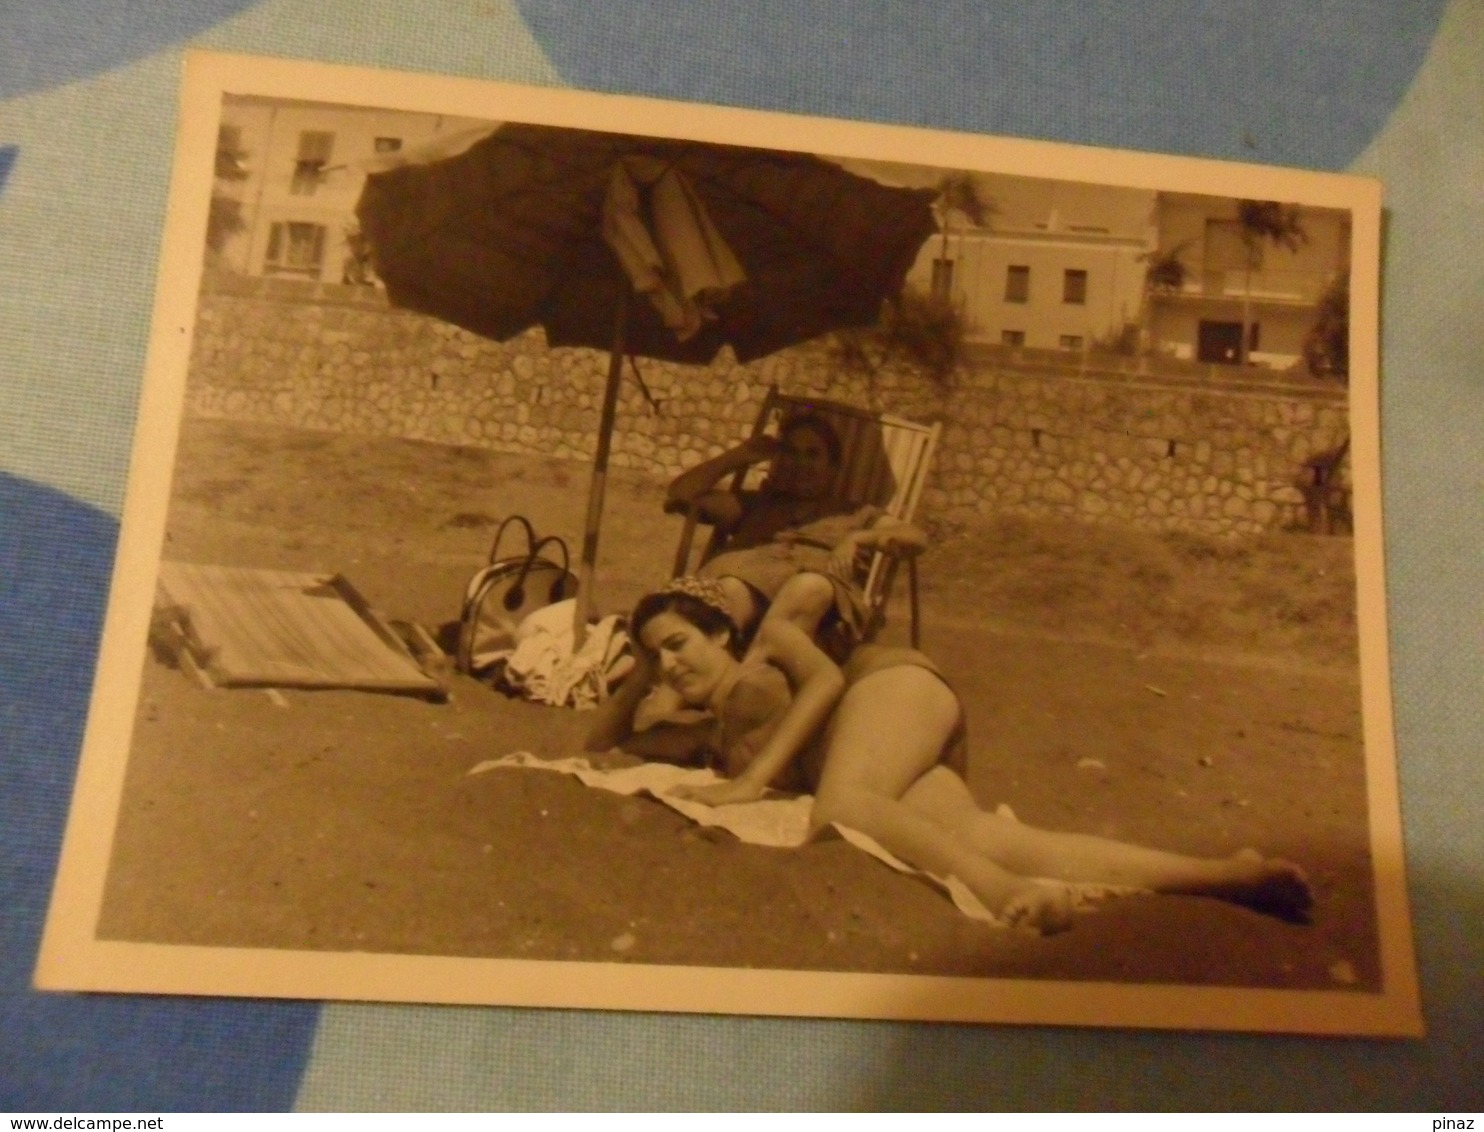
[{"xmin": 1079, "ymin": 492, "xmax": 1109, "ymax": 515}]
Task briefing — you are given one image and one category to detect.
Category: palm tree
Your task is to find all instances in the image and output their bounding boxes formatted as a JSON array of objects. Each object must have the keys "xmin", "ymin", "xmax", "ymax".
[
  {"xmin": 929, "ymin": 171, "xmax": 995, "ymax": 305},
  {"xmin": 1235, "ymin": 200, "xmax": 1307, "ymax": 364}
]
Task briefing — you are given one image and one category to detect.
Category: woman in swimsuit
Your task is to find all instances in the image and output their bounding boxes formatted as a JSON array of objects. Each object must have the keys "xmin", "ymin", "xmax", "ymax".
[
  {"xmin": 666, "ymin": 411, "xmax": 925, "ymax": 652},
  {"xmin": 586, "ymin": 577, "xmax": 1313, "ymax": 934}
]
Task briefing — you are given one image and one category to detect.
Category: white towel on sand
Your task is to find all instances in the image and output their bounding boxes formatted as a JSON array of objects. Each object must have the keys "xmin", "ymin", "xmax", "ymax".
[{"xmin": 469, "ymin": 752, "xmax": 1143, "ymax": 925}]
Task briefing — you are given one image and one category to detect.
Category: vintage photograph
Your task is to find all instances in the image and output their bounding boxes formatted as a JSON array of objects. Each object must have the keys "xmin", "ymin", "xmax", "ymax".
[{"xmin": 37, "ymin": 52, "xmax": 1417, "ymax": 1034}]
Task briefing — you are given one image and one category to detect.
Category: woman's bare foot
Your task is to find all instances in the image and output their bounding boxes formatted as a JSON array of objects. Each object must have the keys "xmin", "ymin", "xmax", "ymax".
[
  {"xmin": 1221, "ymin": 849, "xmax": 1314, "ymax": 924},
  {"xmin": 1000, "ymin": 881, "xmax": 1075, "ymax": 935}
]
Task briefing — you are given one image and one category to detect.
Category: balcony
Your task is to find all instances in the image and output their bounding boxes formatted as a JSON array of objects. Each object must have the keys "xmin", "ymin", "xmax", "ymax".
[{"xmin": 1155, "ymin": 267, "xmax": 1331, "ymax": 306}]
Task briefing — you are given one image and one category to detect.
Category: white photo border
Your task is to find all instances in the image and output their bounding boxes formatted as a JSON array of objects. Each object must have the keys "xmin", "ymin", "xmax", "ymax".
[{"xmin": 35, "ymin": 50, "xmax": 1419, "ymax": 1037}]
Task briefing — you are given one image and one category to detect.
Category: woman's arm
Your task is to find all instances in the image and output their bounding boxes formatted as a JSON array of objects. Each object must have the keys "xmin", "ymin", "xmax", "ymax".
[
  {"xmin": 671, "ymin": 619, "xmax": 845, "ymax": 805},
  {"xmin": 583, "ymin": 650, "xmax": 659, "ymax": 752},
  {"xmin": 857, "ymin": 515, "xmax": 928, "ymax": 554},
  {"xmin": 828, "ymin": 514, "xmax": 928, "ymax": 578},
  {"xmin": 665, "ymin": 434, "xmax": 780, "ymax": 509},
  {"xmin": 613, "ymin": 717, "xmax": 718, "ymax": 763},
  {"xmin": 585, "ymin": 655, "xmax": 717, "ymax": 765}
]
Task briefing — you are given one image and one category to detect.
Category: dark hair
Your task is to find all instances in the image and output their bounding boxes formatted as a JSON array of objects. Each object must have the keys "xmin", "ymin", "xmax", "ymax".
[
  {"xmin": 779, "ymin": 411, "xmax": 843, "ymax": 468},
  {"xmin": 630, "ymin": 591, "xmax": 741, "ymax": 657}
]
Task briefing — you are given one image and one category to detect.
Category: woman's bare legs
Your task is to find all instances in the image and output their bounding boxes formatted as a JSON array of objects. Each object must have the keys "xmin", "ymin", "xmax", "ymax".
[
  {"xmin": 901, "ymin": 765, "xmax": 1312, "ymax": 922},
  {"xmin": 810, "ymin": 667, "xmax": 1074, "ymax": 932}
]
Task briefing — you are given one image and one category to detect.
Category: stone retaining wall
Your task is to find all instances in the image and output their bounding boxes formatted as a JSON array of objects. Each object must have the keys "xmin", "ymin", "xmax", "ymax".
[{"xmin": 185, "ymin": 279, "xmax": 1352, "ymax": 536}]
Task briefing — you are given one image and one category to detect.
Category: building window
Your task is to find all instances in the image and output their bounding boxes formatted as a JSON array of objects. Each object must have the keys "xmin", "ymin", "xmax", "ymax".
[
  {"xmin": 290, "ymin": 130, "xmax": 335, "ymax": 195},
  {"xmin": 1001, "ymin": 330, "xmax": 1025, "ymax": 347},
  {"xmin": 1062, "ymin": 268, "xmax": 1088, "ymax": 304},
  {"xmin": 373, "ymin": 136, "xmax": 403, "ymax": 153},
  {"xmin": 930, "ymin": 258, "xmax": 955, "ymax": 303},
  {"xmin": 1059, "ymin": 334, "xmax": 1084, "ymax": 350},
  {"xmin": 1004, "ymin": 265, "xmax": 1029, "ymax": 303},
  {"xmin": 264, "ymin": 221, "xmax": 327, "ymax": 276}
]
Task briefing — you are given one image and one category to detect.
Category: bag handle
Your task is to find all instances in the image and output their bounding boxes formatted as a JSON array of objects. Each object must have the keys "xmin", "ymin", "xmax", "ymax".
[
  {"xmin": 531, "ymin": 533, "xmax": 570, "ymax": 577},
  {"xmin": 487, "ymin": 514, "xmax": 536, "ymax": 567},
  {"xmin": 498, "ymin": 537, "xmax": 572, "ymax": 614},
  {"xmin": 497, "ymin": 532, "xmax": 576, "ymax": 613}
]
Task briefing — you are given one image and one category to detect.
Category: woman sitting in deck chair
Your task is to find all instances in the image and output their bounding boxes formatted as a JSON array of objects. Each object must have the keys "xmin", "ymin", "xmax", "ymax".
[{"xmin": 666, "ymin": 410, "xmax": 925, "ymax": 659}]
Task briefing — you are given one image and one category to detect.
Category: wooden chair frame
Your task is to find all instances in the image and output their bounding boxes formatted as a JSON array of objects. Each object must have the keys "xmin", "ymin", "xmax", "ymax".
[{"xmin": 669, "ymin": 386, "xmax": 941, "ymax": 647}]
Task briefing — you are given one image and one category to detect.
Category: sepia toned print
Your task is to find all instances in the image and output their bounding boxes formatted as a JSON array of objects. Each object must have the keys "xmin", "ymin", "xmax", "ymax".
[{"xmin": 37, "ymin": 51, "xmax": 1417, "ymax": 1035}]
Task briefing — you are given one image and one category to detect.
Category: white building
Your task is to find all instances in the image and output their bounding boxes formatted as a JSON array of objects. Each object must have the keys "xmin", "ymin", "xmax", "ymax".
[
  {"xmin": 855, "ymin": 164, "xmax": 1350, "ymax": 371},
  {"xmin": 905, "ymin": 175, "xmax": 1157, "ymax": 351},
  {"xmin": 838, "ymin": 164, "xmax": 1157, "ymax": 352},
  {"xmin": 1144, "ymin": 193, "xmax": 1350, "ymax": 368},
  {"xmin": 211, "ymin": 96, "xmax": 491, "ymax": 283}
]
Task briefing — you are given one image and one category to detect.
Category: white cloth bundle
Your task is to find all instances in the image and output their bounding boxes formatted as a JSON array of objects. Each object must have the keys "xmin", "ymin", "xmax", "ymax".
[{"xmin": 494, "ymin": 600, "xmax": 631, "ymax": 710}]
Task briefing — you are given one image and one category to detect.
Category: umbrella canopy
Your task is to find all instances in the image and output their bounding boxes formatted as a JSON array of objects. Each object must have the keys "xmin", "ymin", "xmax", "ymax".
[
  {"xmin": 355, "ymin": 121, "xmax": 938, "ymax": 638},
  {"xmin": 358, "ymin": 122, "xmax": 937, "ymax": 361}
]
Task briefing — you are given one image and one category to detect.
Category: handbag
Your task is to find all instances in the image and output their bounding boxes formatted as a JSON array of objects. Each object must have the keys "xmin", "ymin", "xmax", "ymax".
[{"xmin": 455, "ymin": 515, "xmax": 578, "ymax": 677}]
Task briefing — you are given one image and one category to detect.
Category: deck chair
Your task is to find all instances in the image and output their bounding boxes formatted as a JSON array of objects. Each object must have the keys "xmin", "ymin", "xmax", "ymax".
[{"xmin": 668, "ymin": 386, "xmax": 941, "ymax": 648}]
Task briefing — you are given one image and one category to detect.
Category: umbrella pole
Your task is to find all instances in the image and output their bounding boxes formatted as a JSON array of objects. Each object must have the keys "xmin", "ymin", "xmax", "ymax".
[{"xmin": 573, "ymin": 288, "xmax": 630, "ymax": 645}]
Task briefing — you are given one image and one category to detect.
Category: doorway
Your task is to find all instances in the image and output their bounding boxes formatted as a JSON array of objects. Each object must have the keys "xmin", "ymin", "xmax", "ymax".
[{"xmin": 1197, "ymin": 320, "xmax": 1244, "ymax": 364}]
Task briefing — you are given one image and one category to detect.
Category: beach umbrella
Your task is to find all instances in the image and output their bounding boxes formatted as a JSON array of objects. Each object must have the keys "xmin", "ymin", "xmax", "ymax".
[{"xmin": 356, "ymin": 121, "xmax": 937, "ymax": 637}]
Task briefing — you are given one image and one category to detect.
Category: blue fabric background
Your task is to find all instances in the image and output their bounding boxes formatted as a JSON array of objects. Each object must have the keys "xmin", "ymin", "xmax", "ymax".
[{"xmin": 516, "ymin": 0, "xmax": 1446, "ymax": 169}]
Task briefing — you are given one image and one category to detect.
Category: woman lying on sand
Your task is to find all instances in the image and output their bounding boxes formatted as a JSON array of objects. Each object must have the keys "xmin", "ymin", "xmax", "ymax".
[{"xmin": 586, "ymin": 576, "xmax": 1313, "ymax": 934}]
